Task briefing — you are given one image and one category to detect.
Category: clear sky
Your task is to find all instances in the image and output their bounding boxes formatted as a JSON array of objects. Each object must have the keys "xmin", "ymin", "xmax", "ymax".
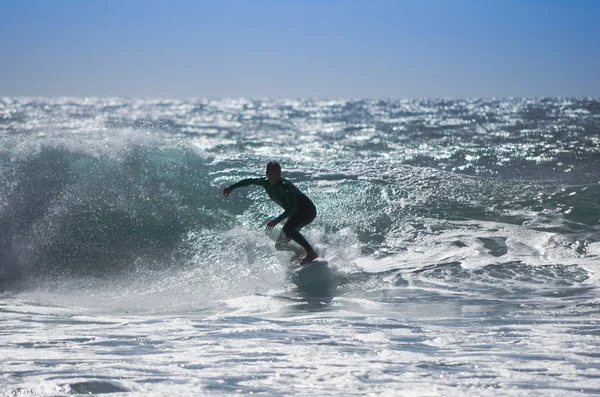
[{"xmin": 1, "ymin": 0, "xmax": 599, "ymax": 99}]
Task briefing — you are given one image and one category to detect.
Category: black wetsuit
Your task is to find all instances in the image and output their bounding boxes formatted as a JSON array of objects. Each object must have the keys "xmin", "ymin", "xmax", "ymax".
[{"xmin": 229, "ymin": 177, "xmax": 316, "ymax": 252}]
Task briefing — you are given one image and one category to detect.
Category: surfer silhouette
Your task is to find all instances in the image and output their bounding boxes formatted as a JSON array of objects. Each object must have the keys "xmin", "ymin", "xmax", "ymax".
[{"xmin": 223, "ymin": 161, "xmax": 318, "ymax": 265}]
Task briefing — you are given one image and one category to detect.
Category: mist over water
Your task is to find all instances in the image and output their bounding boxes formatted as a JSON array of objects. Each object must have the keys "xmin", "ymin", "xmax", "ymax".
[{"xmin": 1, "ymin": 97, "xmax": 599, "ymax": 395}]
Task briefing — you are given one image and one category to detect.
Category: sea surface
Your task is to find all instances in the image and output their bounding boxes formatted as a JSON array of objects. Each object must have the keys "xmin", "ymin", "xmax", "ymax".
[{"xmin": 1, "ymin": 97, "xmax": 599, "ymax": 396}]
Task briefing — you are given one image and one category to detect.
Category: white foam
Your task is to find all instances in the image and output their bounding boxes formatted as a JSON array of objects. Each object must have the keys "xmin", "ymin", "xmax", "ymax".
[{"xmin": 354, "ymin": 218, "xmax": 598, "ymax": 275}]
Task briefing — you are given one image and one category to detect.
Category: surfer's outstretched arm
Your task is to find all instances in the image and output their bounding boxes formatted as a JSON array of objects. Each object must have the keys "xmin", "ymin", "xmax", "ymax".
[{"xmin": 223, "ymin": 178, "xmax": 267, "ymax": 197}]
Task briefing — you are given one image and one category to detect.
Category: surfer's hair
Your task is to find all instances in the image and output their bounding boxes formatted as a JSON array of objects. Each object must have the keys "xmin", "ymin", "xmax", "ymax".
[{"xmin": 266, "ymin": 161, "xmax": 281, "ymax": 173}]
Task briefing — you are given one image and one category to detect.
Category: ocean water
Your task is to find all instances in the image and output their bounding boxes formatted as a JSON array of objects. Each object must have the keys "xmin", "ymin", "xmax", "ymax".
[{"xmin": 1, "ymin": 97, "xmax": 599, "ymax": 396}]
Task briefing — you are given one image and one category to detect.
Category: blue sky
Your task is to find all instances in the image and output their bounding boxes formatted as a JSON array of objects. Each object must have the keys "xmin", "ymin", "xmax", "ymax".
[{"xmin": 1, "ymin": 0, "xmax": 599, "ymax": 98}]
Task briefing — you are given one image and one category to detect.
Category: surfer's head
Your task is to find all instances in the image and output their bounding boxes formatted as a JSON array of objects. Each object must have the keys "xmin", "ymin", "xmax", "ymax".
[{"xmin": 266, "ymin": 161, "xmax": 281, "ymax": 185}]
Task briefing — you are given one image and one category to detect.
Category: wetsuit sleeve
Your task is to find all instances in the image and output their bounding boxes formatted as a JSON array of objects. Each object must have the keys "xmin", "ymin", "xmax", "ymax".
[
  {"xmin": 273, "ymin": 184, "xmax": 297, "ymax": 223},
  {"xmin": 229, "ymin": 178, "xmax": 268, "ymax": 190}
]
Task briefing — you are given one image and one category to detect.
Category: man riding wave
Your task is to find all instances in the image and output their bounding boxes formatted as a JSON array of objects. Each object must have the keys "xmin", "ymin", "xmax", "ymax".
[{"xmin": 223, "ymin": 161, "xmax": 318, "ymax": 265}]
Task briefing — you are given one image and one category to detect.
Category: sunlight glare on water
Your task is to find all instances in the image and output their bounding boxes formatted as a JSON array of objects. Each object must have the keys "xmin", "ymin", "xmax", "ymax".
[{"xmin": 0, "ymin": 97, "xmax": 599, "ymax": 396}]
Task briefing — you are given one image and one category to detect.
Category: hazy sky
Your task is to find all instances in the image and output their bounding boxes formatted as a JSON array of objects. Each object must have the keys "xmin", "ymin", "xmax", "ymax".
[{"xmin": 1, "ymin": 0, "xmax": 599, "ymax": 98}]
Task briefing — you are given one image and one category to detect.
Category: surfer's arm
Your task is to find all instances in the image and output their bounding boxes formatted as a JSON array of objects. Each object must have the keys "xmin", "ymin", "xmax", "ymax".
[
  {"xmin": 272, "ymin": 186, "xmax": 297, "ymax": 224},
  {"xmin": 224, "ymin": 178, "xmax": 267, "ymax": 197}
]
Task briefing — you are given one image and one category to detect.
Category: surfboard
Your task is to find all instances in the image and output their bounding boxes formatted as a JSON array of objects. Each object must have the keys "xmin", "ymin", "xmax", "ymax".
[
  {"xmin": 290, "ymin": 259, "xmax": 328, "ymax": 274},
  {"xmin": 289, "ymin": 260, "xmax": 333, "ymax": 296}
]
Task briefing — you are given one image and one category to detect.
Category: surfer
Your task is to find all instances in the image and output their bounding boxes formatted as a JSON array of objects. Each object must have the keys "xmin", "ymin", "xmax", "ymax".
[{"xmin": 223, "ymin": 161, "xmax": 318, "ymax": 265}]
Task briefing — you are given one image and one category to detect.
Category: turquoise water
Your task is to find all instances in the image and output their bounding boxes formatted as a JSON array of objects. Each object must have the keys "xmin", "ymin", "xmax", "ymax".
[{"xmin": 1, "ymin": 97, "xmax": 599, "ymax": 396}]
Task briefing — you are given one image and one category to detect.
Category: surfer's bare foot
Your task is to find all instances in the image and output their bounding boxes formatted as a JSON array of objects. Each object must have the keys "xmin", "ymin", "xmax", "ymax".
[{"xmin": 300, "ymin": 250, "xmax": 318, "ymax": 265}]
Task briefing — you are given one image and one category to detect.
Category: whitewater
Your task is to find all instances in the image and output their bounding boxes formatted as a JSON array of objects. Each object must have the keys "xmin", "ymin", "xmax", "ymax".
[{"xmin": 1, "ymin": 97, "xmax": 599, "ymax": 396}]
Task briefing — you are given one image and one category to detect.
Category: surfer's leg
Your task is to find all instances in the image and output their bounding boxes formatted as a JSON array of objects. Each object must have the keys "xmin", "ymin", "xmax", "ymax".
[
  {"xmin": 281, "ymin": 207, "xmax": 317, "ymax": 264},
  {"xmin": 275, "ymin": 230, "xmax": 296, "ymax": 251},
  {"xmin": 282, "ymin": 224, "xmax": 313, "ymax": 252},
  {"xmin": 290, "ymin": 228, "xmax": 318, "ymax": 264},
  {"xmin": 275, "ymin": 230, "xmax": 304, "ymax": 260}
]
